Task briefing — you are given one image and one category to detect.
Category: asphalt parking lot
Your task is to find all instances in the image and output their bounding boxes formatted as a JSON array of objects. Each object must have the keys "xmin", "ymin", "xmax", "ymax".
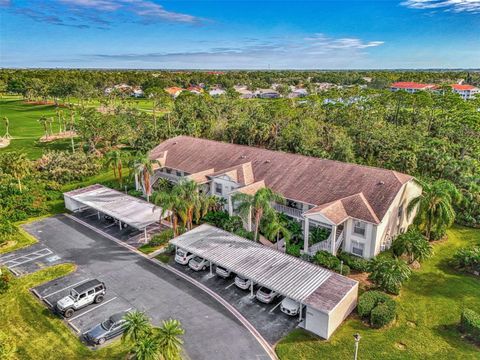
[
  {"xmin": 6, "ymin": 215, "xmax": 273, "ymax": 360},
  {"xmin": 170, "ymin": 262, "xmax": 299, "ymax": 345}
]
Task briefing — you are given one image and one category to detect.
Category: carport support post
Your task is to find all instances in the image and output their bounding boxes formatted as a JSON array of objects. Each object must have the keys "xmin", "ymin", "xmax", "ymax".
[
  {"xmin": 97, "ymin": 211, "xmax": 100, "ymax": 220},
  {"xmin": 209, "ymin": 263, "xmax": 213, "ymax": 276},
  {"xmin": 119, "ymin": 220, "xmax": 122, "ymax": 230},
  {"xmin": 250, "ymin": 281, "xmax": 254, "ymax": 299},
  {"xmin": 299, "ymin": 303, "xmax": 303, "ymax": 321},
  {"xmin": 144, "ymin": 228, "xmax": 147, "ymax": 243}
]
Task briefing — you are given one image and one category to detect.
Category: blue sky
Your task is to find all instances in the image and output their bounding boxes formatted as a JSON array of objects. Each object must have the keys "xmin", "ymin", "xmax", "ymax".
[{"xmin": 1, "ymin": 0, "xmax": 479, "ymax": 69}]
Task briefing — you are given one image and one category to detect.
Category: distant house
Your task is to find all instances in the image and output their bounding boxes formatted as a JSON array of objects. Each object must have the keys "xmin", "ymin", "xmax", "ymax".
[
  {"xmin": 390, "ymin": 82, "xmax": 437, "ymax": 93},
  {"xmin": 234, "ymin": 85, "xmax": 254, "ymax": 99},
  {"xmin": 104, "ymin": 84, "xmax": 143, "ymax": 97},
  {"xmin": 164, "ymin": 87, "xmax": 184, "ymax": 98},
  {"xmin": 132, "ymin": 87, "xmax": 144, "ymax": 98},
  {"xmin": 208, "ymin": 87, "xmax": 226, "ymax": 97},
  {"xmin": 255, "ymin": 89, "xmax": 280, "ymax": 99},
  {"xmin": 187, "ymin": 85, "xmax": 204, "ymax": 95},
  {"xmin": 288, "ymin": 87, "xmax": 308, "ymax": 98},
  {"xmin": 450, "ymin": 84, "xmax": 479, "ymax": 100}
]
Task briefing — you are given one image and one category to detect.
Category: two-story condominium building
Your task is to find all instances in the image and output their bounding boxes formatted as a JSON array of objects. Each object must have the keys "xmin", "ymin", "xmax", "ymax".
[
  {"xmin": 450, "ymin": 84, "xmax": 479, "ymax": 100},
  {"xmin": 148, "ymin": 136, "xmax": 421, "ymax": 259},
  {"xmin": 390, "ymin": 81, "xmax": 437, "ymax": 93}
]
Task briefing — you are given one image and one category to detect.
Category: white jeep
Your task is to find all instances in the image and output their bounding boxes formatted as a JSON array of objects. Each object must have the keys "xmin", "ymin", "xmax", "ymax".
[{"xmin": 56, "ymin": 279, "xmax": 106, "ymax": 318}]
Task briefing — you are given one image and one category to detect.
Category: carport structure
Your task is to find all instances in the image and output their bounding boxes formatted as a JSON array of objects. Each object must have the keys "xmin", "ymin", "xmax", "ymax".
[
  {"xmin": 171, "ymin": 224, "xmax": 358, "ymax": 339},
  {"xmin": 64, "ymin": 184, "xmax": 169, "ymax": 242}
]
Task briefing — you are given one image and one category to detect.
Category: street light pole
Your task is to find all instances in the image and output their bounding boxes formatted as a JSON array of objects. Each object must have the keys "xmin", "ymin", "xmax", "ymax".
[{"xmin": 353, "ymin": 333, "xmax": 361, "ymax": 360}]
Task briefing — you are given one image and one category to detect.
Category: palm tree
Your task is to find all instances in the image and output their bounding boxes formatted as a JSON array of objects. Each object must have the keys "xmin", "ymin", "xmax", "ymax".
[
  {"xmin": 122, "ymin": 311, "xmax": 152, "ymax": 345},
  {"xmin": 132, "ymin": 336, "xmax": 160, "ymax": 360},
  {"xmin": 152, "ymin": 190, "xmax": 188, "ymax": 236},
  {"xmin": 392, "ymin": 228, "xmax": 433, "ymax": 263},
  {"xmin": 262, "ymin": 212, "xmax": 291, "ymax": 245},
  {"xmin": 3, "ymin": 116, "xmax": 10, "ymax": 139},
  {"xmin": 38, "ymin": 116, "xmax": 49, "ymax": 139},
  {"xmin": 408, "ymin": 179, "xmax": 462, "ymax": 240},
  {"xmin": 156, "ymin": 319, "xmax": 185, "ymax": 360},
  {"xmin": 233, "ymin": 187, "xmax": 285, "ymax": 242},
  {"xmin": 368, "ymin": 257, "xmax": 412, "ymax": 295},
  {"xmin": 131, "ymin": 153, "xmax": 159, "ymax": 202},
  {"xmin": 104, "ymin": 150, "xmax": 125, "ymax": 185}
]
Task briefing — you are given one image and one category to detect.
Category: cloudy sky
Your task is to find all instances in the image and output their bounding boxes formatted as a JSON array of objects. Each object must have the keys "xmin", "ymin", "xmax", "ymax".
[{"xmin": 1, "ymin": 0, "xmax": 479, "ymax": 69}]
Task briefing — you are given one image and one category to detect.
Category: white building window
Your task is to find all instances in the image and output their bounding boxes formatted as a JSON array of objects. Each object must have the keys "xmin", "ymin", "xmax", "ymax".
[
  {"xmin": 353, "ymin": 221, "xmax": 366, "ymax": 237},
  {"xmin": 351, "ymin": 241, "xmax": 365, "ymax": 257},
  {"xmin": 176, "ymin": 170, "xmax": 182, "ymax": 177},
  {"xmin": 215, "ymin": 183, "xmax": 222, "ymax": 195}
]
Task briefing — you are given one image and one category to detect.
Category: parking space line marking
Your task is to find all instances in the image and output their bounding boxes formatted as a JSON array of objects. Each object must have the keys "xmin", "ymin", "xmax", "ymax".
[
  {"xmin": 42, "ymin": 279, "xmax": 91, "ymax": 299},
  {"xmin": 44, "ymin": 297, "xmax": 53, "ymax": 308},
  {"xmin": 65, "ymin": 214, "xmax": 277, "ymax": 360},
  {"xmin": 269, "ymin": 301, "xmax": 282, "ymax": 314},
  {"xmin": 3, "ymin": 248, "xmax": 50, "ymax": 263},
  {"xmin": 69, "ymin": 322, "xmax": 81, "ymax": 334},
  {"xmin": 6, "ymin": 249, "xmax": 53, "ymax": 268},
  {"xmin": 225, "ymin": 282, "xmax": 236, "ymax": 289},
  {"xmin": 68, "ymin": 297, "xmax": 118, "ymax": 322}
]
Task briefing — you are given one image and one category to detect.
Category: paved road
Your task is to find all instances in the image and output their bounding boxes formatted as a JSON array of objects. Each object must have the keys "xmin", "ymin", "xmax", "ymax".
[{"xmin": 21, "ymin": 215, "xmax": 272, "ymax": 360}]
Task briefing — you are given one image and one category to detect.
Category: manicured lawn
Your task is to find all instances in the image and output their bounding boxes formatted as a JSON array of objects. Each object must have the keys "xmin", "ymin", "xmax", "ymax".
[
  {"xmin": 0, "ymin": 97, "xmax": 73, "ymax": 159},
  {"xmin": 0, "ymin": 264, "xmax": 129, "ymax": 360},
  {"xmin": 276, "ymin": 226, "xmax": 480, "ymax": 360}
]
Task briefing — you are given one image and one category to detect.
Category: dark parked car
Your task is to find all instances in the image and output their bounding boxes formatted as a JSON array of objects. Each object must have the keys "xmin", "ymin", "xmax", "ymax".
[{"xmin": 84, "ymin": 311, "xmax": 129, "ymax": 345}]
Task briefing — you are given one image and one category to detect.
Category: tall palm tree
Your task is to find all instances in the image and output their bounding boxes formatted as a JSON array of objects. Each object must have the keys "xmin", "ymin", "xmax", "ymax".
[
  {"xmin": 233, "ymin": 187, "xmax": 285, "ymax": 242},
  {"xmin": 38, "ymin": 116, "xmax": 49, "ymax": 139},
  {"xmin": 408, "ymin": 179, "xmax": 462, "ymax": 240},
  {"xmin": 131, "ymin": 153, "xmax": 159, "ymax": 202},
  {"xmin": 152, "ymin": 190, "xmax": 188, "ymax": 236},
  {"xmin": 156, "ymin": 319, "xmax": 185, "ymax": 360},
  {"xmin": 262, "ymin": 212, "xmax": 291, "ymax": 245},
  {"xmin": 3, "ymin": 116, "xmax": 10, "ymax": 139},
  {"xmin": 122, "ymin": 311, "xmax": 152, "ymax": 345},
  {"xmin": 104, "ymin": 150, "xmax": 125, "ymax": 185}
]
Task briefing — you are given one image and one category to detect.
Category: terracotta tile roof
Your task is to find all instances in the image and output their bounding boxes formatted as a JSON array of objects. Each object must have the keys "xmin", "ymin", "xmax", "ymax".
[
  {"xmin": 391, "ymin": 82, "xmax": 436, "ymax": 90},
  {"xmin": 164, "ymin": 87, "xmax": 184, "ymax": 95},
  {"xmin": 451, "ymin": 84, "xmax": 478, "ymax": 91},
  {"xmin": 150, "ymin": 136, "xmax": 413, "ymax": 223}
]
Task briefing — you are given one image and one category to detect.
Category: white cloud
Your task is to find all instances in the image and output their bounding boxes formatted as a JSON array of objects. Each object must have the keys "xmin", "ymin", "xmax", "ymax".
[
  {"xmin": 59, "ymin": 0, "xmax": 201, "ymax": 23},
  {"xmin": 401, "ymin": 0, "xmax": 480, "ymax": 13}
]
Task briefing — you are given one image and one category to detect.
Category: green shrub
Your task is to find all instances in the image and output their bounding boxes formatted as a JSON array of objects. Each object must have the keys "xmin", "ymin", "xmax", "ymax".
[
  {"xmin": 309, "ymin": 227, "xmax": 330, "ymax": 245},
  {"xmin": 203, "ymin": 211, "xmax": 244, "ymax": 232},
  {"xmin": 460, "ymin": 308, "xmax": 480, "ymax": 343},
  {"xmin": 357, "ymin": 290, "xmax": 396, "ymax": 328},
  {"xmin": 314, "ymin": 250, "xmax": 340, "ymax": 269},
  {"xmin": 0, "ymin": 267, "xmax": 12, "ymax": 294},
  {"xmin": 451, "ymin": 247, "xmax": 480, "ymax": 275},
  {"xmin": 234, "ymin": 228, "xmax": 254, "ymax": 240},
  {"xmin": 337, "ymin": 251, "xmax": 370, "ymax": 272},
  {"xmin": 370, "ymin": 302, "xmax": 396, "ymax": 328},
  {"xmin": 368, "ymin": 257, "xmax": 411, "ymax": 294},
  {"xmin": 335, "ymin": 263, "xmax": 350, "ymax": 276},
  {"xmin": 286, "ymin": 243, "xmax": 302, "ymax": 257},
  {"xmin": 149, "ymin": 229, "xmax": 174, "ymax": 247}
]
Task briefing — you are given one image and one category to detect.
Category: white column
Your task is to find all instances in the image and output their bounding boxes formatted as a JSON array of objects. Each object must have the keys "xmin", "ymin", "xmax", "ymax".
[
  {"xmin": 247, "ymin": 206, "xmax": 252, "ymax": 232},
  {"xmin": 250, "ymin": 281, "xmax": 254, "ymax": 299},
  {"xmin": 227, "ymin": 195, "xmax": 233, "ymax": 216},
  {"xmin": 299, "ymin": 303, "xmax": 303, "ymax": 321},
  {"xmin": 144, "ymin": 228, "xmax": 147, "ymax": 243},
  {"xmin": 119, "ymin": 220, "xmax": 122, "ymax": 230},
  {"xmin": 303, "ymin": 218, "xmax": 310, "ymax": 253},
  {"xmin": 134, "ymin": 173, "xmax": 139, "ymax": 190},
  {"xmin": 330, "ymin": 225, "xmax": 337, "ymax": 255},
  {"xmin": 209, "ymin": 263, "xmax": 213, "ymax": 276}
]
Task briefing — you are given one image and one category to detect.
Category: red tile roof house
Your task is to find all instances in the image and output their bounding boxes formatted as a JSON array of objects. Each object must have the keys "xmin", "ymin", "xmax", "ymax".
[
  {"xmin": 450, "ymin": 84, "xmax": 479, "ymax": 100},
  {"xmin": 148, "ymin": 136, "xmax": 422, "ymax": 259},
  {"xmin": 390, "ymin": 81, "xmax": 438, "ymax": 93}
]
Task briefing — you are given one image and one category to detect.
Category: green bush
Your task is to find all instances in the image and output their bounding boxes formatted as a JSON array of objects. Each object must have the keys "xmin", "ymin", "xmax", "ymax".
[
  {"xmin": 451, "ymin": 247, "xmax": 480, "ymax": 275},
  {"xmin": 234, "ymin": 228, "xmax": 254, "ymax": 240},
  {"xmin": 203, "ymin": 211, "xmax": 244, "ymax": 233},
  {"xmin": 357, "ymin": 290, "xmax": 396, "ymax": 328},
  {"xmin": 286, "ymin": 243, "xmax": 302, "ymax": 257},
  {"xmin": 335, "ymin": 263, "xmax": 350, "ymax": 276},
  {"xmin": 337, "ymin": 251, "xmax": 370, "ymax": 272},
  {"xmin": 149, "ymin": 229, "xmax": 174, "ymax": 247},
  {"xmin": 314, "ymin": 250, "xmax": 340, "ymax": 269},
  {"xmin": 309, "ymin": 227, "xmax": 330, "ymax": 245},
  {"xmin": 0, "ymin": 267, "xmax": 12, "ymax": 294},
  {"xmin": 460, "ymin": 308, "xmax": 480, "ymax": 343},
  {"xmin": 371, "ymin": 302, "xmax": 396, "ymax": 328},
  {"xmin": 368, "ymin": 257, "xmax": 411, "ymax": 294}
]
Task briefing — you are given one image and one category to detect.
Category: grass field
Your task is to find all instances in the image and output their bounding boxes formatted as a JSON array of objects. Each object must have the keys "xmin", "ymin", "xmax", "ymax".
[
  {"xmin": 0, "ymin": 264, "xmax": 129, "ymax": 360},
  {"xmin": 276, "ymin": 225, "xmax": 480, "ymax": 360}
]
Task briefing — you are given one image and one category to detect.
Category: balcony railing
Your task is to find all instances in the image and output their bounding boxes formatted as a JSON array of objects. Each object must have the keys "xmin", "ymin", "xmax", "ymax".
[
  {"xmin": 153, "ymin": 171, "xmax": 181, "ymax": 184},
  {"xmin": 307, "ymin": 230, "xmax": 344, "ymax": 256},
  {"xmin": 273, "ymin": 203, "xmax": 304, "ymax": 219}
]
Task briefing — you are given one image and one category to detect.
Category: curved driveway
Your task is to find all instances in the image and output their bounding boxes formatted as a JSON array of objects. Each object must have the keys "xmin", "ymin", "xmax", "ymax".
[{"xmin": 23, "ymin": 215, "xmax": 273, "ymax": 360}]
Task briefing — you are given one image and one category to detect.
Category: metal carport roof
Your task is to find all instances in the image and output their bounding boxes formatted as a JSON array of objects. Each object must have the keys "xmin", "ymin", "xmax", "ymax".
[
  {"xmin": 64, "ymin": 184, "xmax": 168, "ymax": 230},
  {"xmin": 170, "ymin": 224, "xmax": 353, "ymax": 308}
]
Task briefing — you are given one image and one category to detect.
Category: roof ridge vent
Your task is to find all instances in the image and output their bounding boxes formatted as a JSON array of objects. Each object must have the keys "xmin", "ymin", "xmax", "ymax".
[
  {"xmin": 265, "ymin": 160, "xmax": 271, "ymax": 163},
  {"xmin": 240, "ymin": 155, "xmax": 247, "ymax": 159},
  {"xmin": 377, "ymin": 181, "xmax": 385, "ymax": 185}
]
